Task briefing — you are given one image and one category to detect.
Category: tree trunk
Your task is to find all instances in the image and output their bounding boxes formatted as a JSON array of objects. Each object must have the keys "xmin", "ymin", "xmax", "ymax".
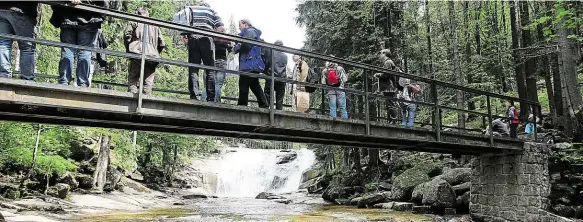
[
  {"xmin": 536, "ymin": 3, "xmax": 554, "ymax": 121},
  {"xmin": 20, "ymin": 124, "xmax": 42, "ymax": 189},
  {"xmin": 551, "ymin": 53, "xmax": 564, "ymax": 121},
  {"xmin": 464, "ymin": 1, "xmax": 476, "ymax": 119},
  {"xmin": 449, "ymin": 1, "xmax": 465, "ymax": 129},
  {"xmin": 92, "ymin": 134, "xmax": 110, "ymax": 191},
  {"xmin": 368, "ymin": 148, "xmax": 379, "ymax": 168},
  {"xmin": 352, "ymin": 148, "xmax": 362, "ymax": 175},
  {"xmin": 558, "ymin": 6, "xmax": 583, "ymax": 140},
  {"xmin": 510, "ymin": 0, "xmax": 528, "ymax": 119},
  {"xmin": 425, "ymin": 0, "xmax": 433, "ymax": 76},
  {"xmin": 142, "ymin": 142, "xmax": 153, "ymax": 169},
  {"xmin": 520, "ymin": 1, "xmax": 538, "ymax": 113}
]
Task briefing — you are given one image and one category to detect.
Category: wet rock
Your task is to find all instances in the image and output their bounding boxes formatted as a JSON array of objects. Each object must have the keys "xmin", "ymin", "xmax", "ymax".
[
  {"xmin": 255, "ymin": 192, "xmax": 284, "ymax": 200},
  {"xmin": 78, "ymin": 161, "xmax": 96, "ymax": 174},
  {"xmin": 452, "ymin": 182, "xmax": 470, "ymax": 196},
  {"xmin": 412, "ymin": 205, "xmax": 432, "ymax": 214},
  {"xmin": 553, "ymin": 143, "xmax": 572, "ymax": 150},
  {"xmin": 126, "ymin": 171, "xmax": 144, "ymax": 182},
  {"xmin": 276, "ymin": 151, "xmax": 297, "ymax": 164},
  {"xmin": 182, "ymin": 194, "xmax": 210, "ymax": 199},
  {"xmin": 3, "ymin": 189, "xmax": 20, "ymax": 200},
  {"xmin": 421, "ymin": 178, "xmax": 456, "ymax": 208},
  {"xmin": 335, "ymin": 199, "xmax": 350, "ymax": 205},
  {"xmin": 0, "ymin": 202, "xmax": 23, "ymax": 211},
  {"xmin": 447, "ymin": 215, "xmax": 472, "ymax": 222},
  {"xmin": 574, "ymin": 206, "xmax": 583, "ymax": 218},
  {"xmin": 271, "ymin": 176, "xmax": 288, "ymax": 190},
  {"xmin": 57, "ymin": 172, "xmax": 79, "ymax": 190},
  {"xmin": 392, "ymin": 202, "xmax": 414, "ymax": 211},
  {"xmin": 75, "ymin": 174, "xmax": 94, "ymax": 190},
  {"xmin": 173, "ymin": 202, "xmax": 185, "ymax": 206},
  {"xmin": 357, "ymin": 193, "xmax": 385, "ymax": 208},
  {"xmin": 0, "ymin": 212, "xmax": 4, "ymax": 221},
  {"xmin": 301, "ymin": 167, "xmax": 321, "ymax": 183},
  {"xmin": 47, "ymin": 183, "xmax": 70, "ymax": 199},
  {"xmin": 379, "ymin": 182, "xmax": 391, "ymax": 191},
  {"xmin": 350, "ymin": 197, "xmax": 363, "ymax": 206},
  {"xmin": 274, "ymin": 199, "xmax": 291, "ymax": 204},
  {"xmin": 434, "ymin": 168, "xmax": 470, "ymax": 186},
  {"xmin": 553, "ymin": 204, "xmax": 575, "ymax": 218}
]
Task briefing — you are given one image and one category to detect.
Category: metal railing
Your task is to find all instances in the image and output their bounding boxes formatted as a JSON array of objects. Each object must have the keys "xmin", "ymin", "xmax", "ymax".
[{"xmin": 0, "ymin": 2, "xmax": 542, "ymax": 147}]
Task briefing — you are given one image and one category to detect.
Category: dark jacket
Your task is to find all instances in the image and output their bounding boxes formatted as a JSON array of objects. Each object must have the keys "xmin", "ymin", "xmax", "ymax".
[
  {"xmin": 233, "ymin": 26, "xmax": 264, "ymax": 73},
  {"xmin": 271, "ymin": 50, "xmax": 287, "ymax": 77},
  {"xmin": 50, "ymin": 0, "xmax": 109, "ymax": 29},
  {"xmin": 0, "ymin": 2, "xmax": 40, "ymax": 25},
  {"xmin": 215, "ymin": 41, "xmax": 232, "ymax": 60}
]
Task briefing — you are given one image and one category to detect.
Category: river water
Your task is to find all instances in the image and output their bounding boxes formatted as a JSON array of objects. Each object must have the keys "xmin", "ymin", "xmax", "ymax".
[{"xmin": 69, "ymin": 147, "xmax": 433, "ymax": 222}]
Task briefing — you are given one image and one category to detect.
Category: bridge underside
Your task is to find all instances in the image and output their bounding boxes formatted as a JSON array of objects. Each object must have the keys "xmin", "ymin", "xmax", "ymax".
[{"xmin": 0, "ymin": 79, "xmax": 523, "ymax": 155}]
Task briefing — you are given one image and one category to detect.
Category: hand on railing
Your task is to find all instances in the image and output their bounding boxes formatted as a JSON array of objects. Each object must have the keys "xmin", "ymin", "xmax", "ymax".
[{"xmin": 70, "ymin": 0, "xmax": 81, "ymax": 5}]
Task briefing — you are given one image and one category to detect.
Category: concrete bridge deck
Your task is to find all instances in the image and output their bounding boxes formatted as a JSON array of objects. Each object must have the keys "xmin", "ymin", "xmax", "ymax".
[{"xmin": 0, "ymin": 79, "xmax": 523, "ymax": 154}]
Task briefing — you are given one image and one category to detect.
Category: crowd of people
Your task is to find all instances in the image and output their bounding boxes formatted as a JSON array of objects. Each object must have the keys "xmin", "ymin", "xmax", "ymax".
[{"xmin": 0, "ymin": 1, "xmax": 421, "ymax": 125}]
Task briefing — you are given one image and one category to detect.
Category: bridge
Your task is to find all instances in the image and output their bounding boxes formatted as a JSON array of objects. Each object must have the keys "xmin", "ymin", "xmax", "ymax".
[{"xmin": 0, "ymin": 3, "xmax": 566, "ymax": 222}]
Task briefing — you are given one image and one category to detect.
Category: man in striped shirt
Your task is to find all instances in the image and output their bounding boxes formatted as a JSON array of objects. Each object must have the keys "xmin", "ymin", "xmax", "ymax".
[{"xmin": 173, "ymin": 3, "xmax": 225, "ymax": 101}]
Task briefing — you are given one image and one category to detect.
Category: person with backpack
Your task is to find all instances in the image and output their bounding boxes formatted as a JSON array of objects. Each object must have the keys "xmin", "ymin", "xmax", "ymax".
[
  {"xmin": 374, "ymin": 49, "xmax": 400, "ymax": 122},
  {"xmin": 172, "ymin": 3, "xmax": 224, "ymax": 101},
  {"xmin": 397, "ymin": 77, "xmax": 420, "ymax": 127},
  {"xmin": 263, "ymin": 40, "xmax": 287, "ymax": 110},
  {"xmin": 124, "ymin": 7, "xmax": 166, "ymax": 96},
  {"xmin": 506, "ymin": 101, "xmax": 519, "ymax": 138},
  {"xmin": 233, "ymin": 18, "xmax": 268, "ymax": 108},
  {"xmin": 321, "ymin": 59, "xmax": 348, "ymax": 119},
  {"xmin": 292, "ymin": 55, "xmax": 310, "ymax": 112}
]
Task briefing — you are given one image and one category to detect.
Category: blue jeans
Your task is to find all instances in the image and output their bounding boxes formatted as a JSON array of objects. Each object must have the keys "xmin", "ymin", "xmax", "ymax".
[
  {"xmin": 328, "ymin": 89, "xmax": 348, "ymax": 118},
  {"xmin": 58, "ymin": 27, "xmax": 98, "ymax": 87},
  {"xmin": 401, "ymin": 103, "xmax": 416, "ymax": 127},
  {"xmin": 214, "ymin": 59, "xmax": 227, "ymax": 102},
  {"xmin": 0, "ymin": 10, "xmax": 36, "ymax": 80}
]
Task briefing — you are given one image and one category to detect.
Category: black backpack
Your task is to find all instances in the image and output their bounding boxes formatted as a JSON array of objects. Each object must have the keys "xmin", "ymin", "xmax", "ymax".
[{"xmin": 304, "ymin": 68, "xmax": 319, "ymax": 93}]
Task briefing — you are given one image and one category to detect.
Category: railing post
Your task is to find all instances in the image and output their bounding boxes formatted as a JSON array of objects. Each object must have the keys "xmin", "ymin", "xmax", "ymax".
[
  {"xmin": 364, "ymin": 70, "xmax": 370, "ymax": 135},
  {"xmin": 486, "ymin": 95, "xmax": 494, "ymax": 147},
  {"xmin": 269, "ymin": 48, "xmax": 275, "ymax": 126},
  {"xmin": 321, "ymin": 88, "xmax": 325, "ymax": 115},
  {"xmin": 431, "ymin": 80, "xmax": 441, "ymax": 142},
  {"xmin": 533, "ymin": 104, "xmax": 539, "ymax": 142},
  {"xmin": 136, "ymin": 24, "xmax": 149, "ymax": 113}
]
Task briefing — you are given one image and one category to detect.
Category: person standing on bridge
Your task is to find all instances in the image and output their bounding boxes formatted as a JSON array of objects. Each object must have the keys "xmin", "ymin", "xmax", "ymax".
[
  {"xmin": 124, "ymin": 7, "xmax": 166, "ymax": 96},
  {"xmin": 212, "ymin": 29, "xmax": 233, "ymax": 103},
  {"xmin": 0, "ymin": 1, "xmax": 40, "ymax": 80},
  {"xmin": 233, "ymin": 18, "xmax": 268, "ymax": 108},
  {"xmin": 173, "ymin": 3, "xmax": 224, "ymax": 101},
  {"xmin": 264, "ymin": 40, "xmax": 287, "ymax": 110},
  {"xmin": 322, "ymin": 58, "xmax": 348, "ymax": 119},
  {"xmin": 291, "ymin": 55, "xmax": 310, "ymax": 113},
  {"xmin": 506, "ymin": 101, "xmax": 519, "ymax": 139},
  {"xmin": 50, "ymin": 0, "xmax": 109, "ymax": 87}
]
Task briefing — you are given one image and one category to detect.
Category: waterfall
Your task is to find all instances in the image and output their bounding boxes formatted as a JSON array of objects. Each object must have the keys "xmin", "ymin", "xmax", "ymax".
[{"xmin": 213, "ymin": 148, "xmax": 316, "ymax": 197}]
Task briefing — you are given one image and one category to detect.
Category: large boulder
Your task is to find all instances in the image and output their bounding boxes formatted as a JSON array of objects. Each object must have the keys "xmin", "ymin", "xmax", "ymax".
[
  {"xmin": 276, "ymin": 151, "xmax": 297, "ymax": 164},
  {"xmin": 356, "ymin": 193, "xmax": 385, "ymax": 208},
  {"xmin": 75, "ymin": 174, "xmax": 94, "ymax": 190},
  {"xmin": 70, "ymin": 139, "xmax": 98, "ymax": 161},
  {"xmin": 435, "ymin": 168, "xmax": 471, "ymax": 186},
  {"xmin": 456, "ymin": 191, "xmax": 470, "ymax": 207},
  {"xmin": 553, "ymin": 204, "xmax": 575, "ymax": 218},
  {"xmin": 410, "ymin": 182, "xmax": 427, "ymax": 203},
  {"xmin": 255, "ymin": 192, "xmax": 284, "ymax": 200},
  {"xmin": 104, "ymin": 166, "xmax": 123, "ymax": 192},
  {"xmin": 421, "ymin": 178, "xmax": 456, "ymax": 208},
  {"xmin": 452, "ymin": 182, "xmax": 471, "ymax": 196},
  {"xmin": 47, "ymin": 183, "xmax": 70, "ymax": 199},
  {"xmin": 391, "ymin": 165, "xmax": 432, "ymax": 201},
  {"xmin": 57, "ymin": 172, "xmax": 79, "ymax": 190}
]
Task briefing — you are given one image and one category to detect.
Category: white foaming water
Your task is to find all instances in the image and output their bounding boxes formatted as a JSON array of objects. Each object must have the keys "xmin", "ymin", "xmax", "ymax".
[{"xmin": 214, "ymin": 148, "xmax": 316, "ymax": 197}]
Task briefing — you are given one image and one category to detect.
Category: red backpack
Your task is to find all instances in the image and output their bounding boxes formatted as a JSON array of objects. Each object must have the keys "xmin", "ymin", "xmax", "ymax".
[{"xmin": 326, "ymin": 68, "xmax": 340, "ymax": 86}]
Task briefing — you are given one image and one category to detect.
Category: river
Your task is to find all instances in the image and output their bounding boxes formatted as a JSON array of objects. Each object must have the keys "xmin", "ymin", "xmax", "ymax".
[{"xmin": 2, "ymin": 147, "xmax": 434, "ymax": 222}]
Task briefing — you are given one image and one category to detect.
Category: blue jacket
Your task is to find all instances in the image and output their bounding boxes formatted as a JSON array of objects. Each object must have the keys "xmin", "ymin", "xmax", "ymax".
[{"xmin": 234, "ymin": 27, "xmax": 265, "ymax": 73}]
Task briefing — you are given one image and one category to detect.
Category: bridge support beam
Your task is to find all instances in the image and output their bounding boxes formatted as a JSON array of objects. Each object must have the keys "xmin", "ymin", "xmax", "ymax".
[{"xmin": 470, "ymin": 143, "xmax": 570, "ymax": 222}]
